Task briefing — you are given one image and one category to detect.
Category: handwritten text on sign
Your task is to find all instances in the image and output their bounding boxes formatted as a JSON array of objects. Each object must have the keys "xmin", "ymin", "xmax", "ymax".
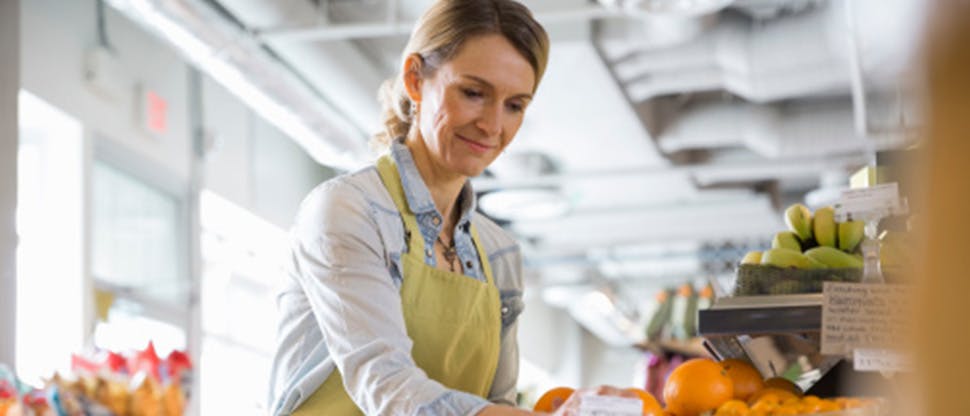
[{"xmin": 821, "ymin": 282, "xmax": 912, "ymax": 356}]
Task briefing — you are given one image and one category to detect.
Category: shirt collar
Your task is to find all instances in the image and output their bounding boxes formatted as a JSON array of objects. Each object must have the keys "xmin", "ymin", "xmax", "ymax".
[{"xmin": 390, "ymin": 140, "xmax": 477, "ymax": 226}]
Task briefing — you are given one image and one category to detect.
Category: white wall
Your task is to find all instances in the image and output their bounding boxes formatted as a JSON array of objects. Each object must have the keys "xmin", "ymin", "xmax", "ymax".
[
  {"xmin": 21, "ymin": 0, "xmax": 192, "ymax": 182},
  {"xmin": 201, "ymin": 76, "xmax": 334, "ymax": 229},
  {"xmin": 1, "ymin": 0, "xmax": 21, "ymax": 368}
]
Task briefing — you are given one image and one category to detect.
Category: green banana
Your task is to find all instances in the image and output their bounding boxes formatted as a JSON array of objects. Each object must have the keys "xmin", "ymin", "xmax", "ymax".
[
  {"xmin": 838, "ymin": 220, "xmax": 865, "ymax": 252},
  {"xmin": 813, "ymin": 206, "xmax": 837, "ymax": 248},
  {"xmin": 741, "ymin": 251, "xmax": 763, "ymax": 265},
  {"xmin": 761, "ymin": 248, "xmax": 826, "ymax": 269},
  {"xmin": 785, "ymin": 203, "xmax": 814, "ymax": 241},
  {"xmin": 771, "ymin": 231, "xmax": 802, "ymax": 252},
  {"xmin": 804, "ymin": 246, "xmax": 864, "ymax": 269}
]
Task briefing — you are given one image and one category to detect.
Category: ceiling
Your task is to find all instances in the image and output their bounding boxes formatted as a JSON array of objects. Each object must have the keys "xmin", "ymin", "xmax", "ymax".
[{"xmin": 114, "ymin": 0, "xmax": 924, "ymax": 292}]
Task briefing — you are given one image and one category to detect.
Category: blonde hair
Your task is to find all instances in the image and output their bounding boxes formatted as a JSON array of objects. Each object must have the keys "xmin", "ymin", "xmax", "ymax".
[{"xmin": 371, "ymin": 0, "xmax": 550, "ymax": 150}]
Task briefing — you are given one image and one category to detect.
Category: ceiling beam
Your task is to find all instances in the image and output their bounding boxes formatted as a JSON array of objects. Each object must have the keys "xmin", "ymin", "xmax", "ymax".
[{"xmin": 473, "ymin": 152, "xmax": 870, "ymax": 191}]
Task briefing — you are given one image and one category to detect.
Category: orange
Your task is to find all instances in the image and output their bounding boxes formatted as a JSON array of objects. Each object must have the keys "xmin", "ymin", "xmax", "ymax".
[
  {"xmin": 772, "ymin": 404, "xmax": 801, "ymax": 415},
  {"xmin": 533, "ymin": 387, "xmax": 574, "ymax": 412},
  {"xmin": 626, "ymin": 388, "xmax": 664, "ymax": 416},
  {"xmin": 747, "ymin": 388, "xmax": 799, "ymax": 406},
  {"xmin": 763, "ymin": 377, "xmax": 803, "ymax": 397},
  {"xmin": 808, "ymin": 399, "xmax": 841, "ymax": 413},
  {"xmin": 749, "ymin": 399, "xmax": 778, "ymax": 413},
  {"xmin": 663, "ymin": 358, "xmax": 734, "ymax": 416},
  {"xmin": 713, "ymin": 399, "xmax": 749, "ymax": 416},
  {"xmin": 720, "ymin": 358, "xmax": 765, "ymax": 401}
]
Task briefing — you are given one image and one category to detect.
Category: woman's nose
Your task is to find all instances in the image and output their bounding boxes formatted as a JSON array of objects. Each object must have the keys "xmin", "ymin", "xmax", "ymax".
[{"xmin": 476, "ymin": 103, "xmax": 502, "ymax": 137}]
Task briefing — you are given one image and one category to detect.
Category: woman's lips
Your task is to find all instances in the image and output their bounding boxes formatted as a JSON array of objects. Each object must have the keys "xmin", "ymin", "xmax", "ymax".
[{"xmin": 457, "ymin": 135, "xmax": 494, "ymax": 154}]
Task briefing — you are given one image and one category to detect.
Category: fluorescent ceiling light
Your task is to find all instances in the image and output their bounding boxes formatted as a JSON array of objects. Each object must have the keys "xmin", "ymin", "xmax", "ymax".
[{"xmin": 106, "ymin": 0, "xmax": 366, "ymax": 171}]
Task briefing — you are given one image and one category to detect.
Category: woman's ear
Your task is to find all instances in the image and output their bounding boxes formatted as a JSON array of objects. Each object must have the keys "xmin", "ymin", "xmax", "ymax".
[{"xmin": 402, "ymin": 53, "xmax": 424, "ymax": 104}]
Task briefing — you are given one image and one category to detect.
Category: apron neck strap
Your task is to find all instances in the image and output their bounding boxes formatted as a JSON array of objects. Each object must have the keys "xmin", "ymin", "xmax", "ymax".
[
  {"xmin": 377, "ymin": 154, "xmax": 425, "ymax": 254},
  {"xmin": 376, "ymin": 153, "xmax": 496, "ymax": 287}
]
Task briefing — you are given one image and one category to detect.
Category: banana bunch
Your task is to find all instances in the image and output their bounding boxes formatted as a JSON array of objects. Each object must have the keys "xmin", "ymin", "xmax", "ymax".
[{"xmin": 742, "ymin": 203, "xmax": 865, "ymax": 270}]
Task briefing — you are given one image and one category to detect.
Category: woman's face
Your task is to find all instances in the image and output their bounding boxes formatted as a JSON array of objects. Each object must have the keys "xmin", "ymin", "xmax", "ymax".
[{"xmin": 414, "ymin": 34, "xmax": 536, "ymax": 177}]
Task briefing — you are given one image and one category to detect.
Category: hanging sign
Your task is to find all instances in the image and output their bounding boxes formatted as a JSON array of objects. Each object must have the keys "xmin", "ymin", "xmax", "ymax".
[{"xmin": 834, "ymin": 183, "xmax": 903, "ymax": 222}]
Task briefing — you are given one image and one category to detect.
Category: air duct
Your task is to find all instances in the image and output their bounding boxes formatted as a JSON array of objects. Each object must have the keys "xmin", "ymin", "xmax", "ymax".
[
  {"xmin": 657, "ymin": 98, "xmax": 876, "ymax": 159},
  {"xmin": 618, "ymin": 2, "xmax": 852, "ymax": 103}
]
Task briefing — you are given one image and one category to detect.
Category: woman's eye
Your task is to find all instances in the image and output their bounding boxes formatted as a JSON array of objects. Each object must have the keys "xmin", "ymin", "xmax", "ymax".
[
  {"xmin": 461, "ymin": 88, "xmax": 484, "ymax": 99},
  {"xmin": 507, "ymin": 102, "xmax": 525, "ymax": 113}
]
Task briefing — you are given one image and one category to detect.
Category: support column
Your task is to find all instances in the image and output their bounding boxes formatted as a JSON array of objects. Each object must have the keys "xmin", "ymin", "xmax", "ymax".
[{"xmin": 0, "ymin": 0, "xmax": 21, "ymax": 367}]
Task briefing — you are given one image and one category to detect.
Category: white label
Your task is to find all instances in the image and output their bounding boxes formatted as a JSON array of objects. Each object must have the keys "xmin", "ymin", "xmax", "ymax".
[
  {"xmin": 578, "ymin": 395, "xmax": 643, "ymax": 416},
  {"xmin": 853, "ymin": 348, "xmax": 911, "ymax": 372},
  {"xmin": 834, "ymin": 183, "xmax": 902, "ymax": 222}
]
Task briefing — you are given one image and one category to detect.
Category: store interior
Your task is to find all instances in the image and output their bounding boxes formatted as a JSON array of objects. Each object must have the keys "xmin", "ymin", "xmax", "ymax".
[{"xmin": 3, "ymin": 0, "xmax": 967, "ymax": 415}]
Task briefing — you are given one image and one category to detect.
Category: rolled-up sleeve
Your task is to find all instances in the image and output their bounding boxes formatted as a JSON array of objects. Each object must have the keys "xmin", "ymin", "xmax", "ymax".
[{"xmin": 290, "ymin": 181, "xmax": 490, "ymax": 415}]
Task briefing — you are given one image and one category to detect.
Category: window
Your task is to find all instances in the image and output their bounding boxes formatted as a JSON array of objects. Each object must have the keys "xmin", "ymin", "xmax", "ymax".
[
  {"xmin": 15, "ymin": 91, "xmax": 84, "ymax": 386},
  {"xmin": 91, "ymin": 160, "xmax": 186, "ymax": 306}
]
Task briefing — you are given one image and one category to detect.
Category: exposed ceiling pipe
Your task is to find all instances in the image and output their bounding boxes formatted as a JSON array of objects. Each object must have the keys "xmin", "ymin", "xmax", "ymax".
[
  {"xmin": 213, "ymin": 0, "xmax": 386, "ymax": 133},
  {"xmin": 256, "ymin": 5, "xmax": 638, "ymax": 43},
  {"xmin": 622, "ymin": 2, "xmax": 852, "ymax": 103}
]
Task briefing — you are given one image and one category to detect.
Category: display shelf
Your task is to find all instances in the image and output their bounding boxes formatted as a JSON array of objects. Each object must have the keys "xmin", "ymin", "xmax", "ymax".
[{"xmin": 697, "ymin": 294, "xmax": 824, "ymax": 336}]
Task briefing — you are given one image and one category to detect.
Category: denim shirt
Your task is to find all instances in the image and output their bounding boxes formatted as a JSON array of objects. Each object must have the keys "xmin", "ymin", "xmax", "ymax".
[{"xmin": 268, "ymin": 141, "xmax": 525, "ymax": 415}]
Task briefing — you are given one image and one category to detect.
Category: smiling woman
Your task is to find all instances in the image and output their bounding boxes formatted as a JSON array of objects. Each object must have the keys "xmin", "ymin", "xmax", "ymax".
[{"xmin": 267, "ymin": 1, "xmax": 561, "ymax": 416}]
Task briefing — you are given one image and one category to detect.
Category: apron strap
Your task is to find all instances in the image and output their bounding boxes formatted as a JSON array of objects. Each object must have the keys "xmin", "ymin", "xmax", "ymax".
[
  {"xmin": 469, "ymin": 224, "xmax": 496, "ymax": 287},
  {"xmin": 377, "ymin": 153, "xmax": 495, "ymax": 287},
  {"xmin": 376, "ymin": 154, "xmax": 425, "ymax": 255}
]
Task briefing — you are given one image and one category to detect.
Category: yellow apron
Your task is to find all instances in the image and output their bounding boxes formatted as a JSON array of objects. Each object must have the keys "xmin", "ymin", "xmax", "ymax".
[{"xmin": 293, "ymin": 154, "xmax": 502, "ymax": 415}]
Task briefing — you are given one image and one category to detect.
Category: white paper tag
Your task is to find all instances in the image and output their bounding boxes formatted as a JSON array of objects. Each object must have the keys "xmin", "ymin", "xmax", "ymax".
[
  {"xmin": 834, "ymin": 183, "xmax": 903, "ymax": 222},
  {"xmin": 853, "ymin": 348, "xmax": 911, "ymax": 372},
  {"xmin": 577, "ymin": 395, "xmax": 643, "ymax": 416}
]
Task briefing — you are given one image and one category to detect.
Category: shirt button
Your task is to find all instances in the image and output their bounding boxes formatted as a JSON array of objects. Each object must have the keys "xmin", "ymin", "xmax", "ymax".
[
  {"xmin": 432, "ymin": 216, "xmax": 441, "ymax": 225},
  {"xmin": 466, "ymin": 260, "xmax": 473, "ymax": 268},
  {"xmin": 425, "ymin": 248, "xmax": 433, "ymax": 257},
  {"xmin": 501, "ymin": 306, "xmax": 509, "ymax": 315}
]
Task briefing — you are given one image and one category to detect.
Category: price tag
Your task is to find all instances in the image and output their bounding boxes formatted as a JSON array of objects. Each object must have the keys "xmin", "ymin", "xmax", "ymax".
[
  {"xmin": 834, "ymin": 183, "xmax": 903, "ymax": 222},
  {"xmin": 821, "ymin": 282, "xmax": 913, "ymax": 356},
  {"xmin": 578, "ymin": 395, "xmax": 642, "ymax": 416},
  {"xmin": 853, "ymin": 348, "xmax": 911, "ymax": 372}
]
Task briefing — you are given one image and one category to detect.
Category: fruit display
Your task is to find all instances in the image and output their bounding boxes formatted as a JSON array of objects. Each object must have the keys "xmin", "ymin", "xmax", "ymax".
[
  {"xmin": 532, "ymin": 358, "xmax": 881, "ymax": 415},
  {"xmin": 735, "ymin": 204, "xmax": 867, "ymax": 295}
]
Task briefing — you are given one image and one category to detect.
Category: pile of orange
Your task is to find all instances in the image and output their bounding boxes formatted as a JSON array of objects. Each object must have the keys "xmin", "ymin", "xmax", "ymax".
[{"xmin": 533, "ymin": 358, "xmax": 876, "ymax": 415}]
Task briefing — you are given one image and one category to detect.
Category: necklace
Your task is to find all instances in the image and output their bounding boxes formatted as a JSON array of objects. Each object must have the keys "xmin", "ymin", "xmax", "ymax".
[{"xmin": 435, "ymin": 235, "xmax": 459, "ymax": 273}]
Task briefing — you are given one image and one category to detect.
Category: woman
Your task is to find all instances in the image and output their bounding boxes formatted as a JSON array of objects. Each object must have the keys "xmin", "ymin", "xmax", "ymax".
[{"xmin": 268, "ymin": 1, "xmax": 634, "ymax": 414}]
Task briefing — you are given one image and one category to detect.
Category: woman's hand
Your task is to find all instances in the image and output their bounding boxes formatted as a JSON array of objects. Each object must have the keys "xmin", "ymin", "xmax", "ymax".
[{"xmin": 545, "ymin": 385, "xmax": 640, "ymax": 416}]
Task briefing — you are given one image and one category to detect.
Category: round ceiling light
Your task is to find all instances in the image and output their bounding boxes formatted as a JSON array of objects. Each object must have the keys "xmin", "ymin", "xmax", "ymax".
[{"xmin": 478, "ymin": 188, "xmax": 571, "ymax": 221}]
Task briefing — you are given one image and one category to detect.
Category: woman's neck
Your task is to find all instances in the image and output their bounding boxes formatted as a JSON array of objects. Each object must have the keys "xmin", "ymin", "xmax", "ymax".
[{"xmin": 404, "ymin": 136, "xmax": 466, "ymax": 235}]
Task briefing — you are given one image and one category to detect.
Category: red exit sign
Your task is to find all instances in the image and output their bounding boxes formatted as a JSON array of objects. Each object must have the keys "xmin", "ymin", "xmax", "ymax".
[{"xmin": 143, "ymin": 89, "xmax": 168, "ymax": 136}]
